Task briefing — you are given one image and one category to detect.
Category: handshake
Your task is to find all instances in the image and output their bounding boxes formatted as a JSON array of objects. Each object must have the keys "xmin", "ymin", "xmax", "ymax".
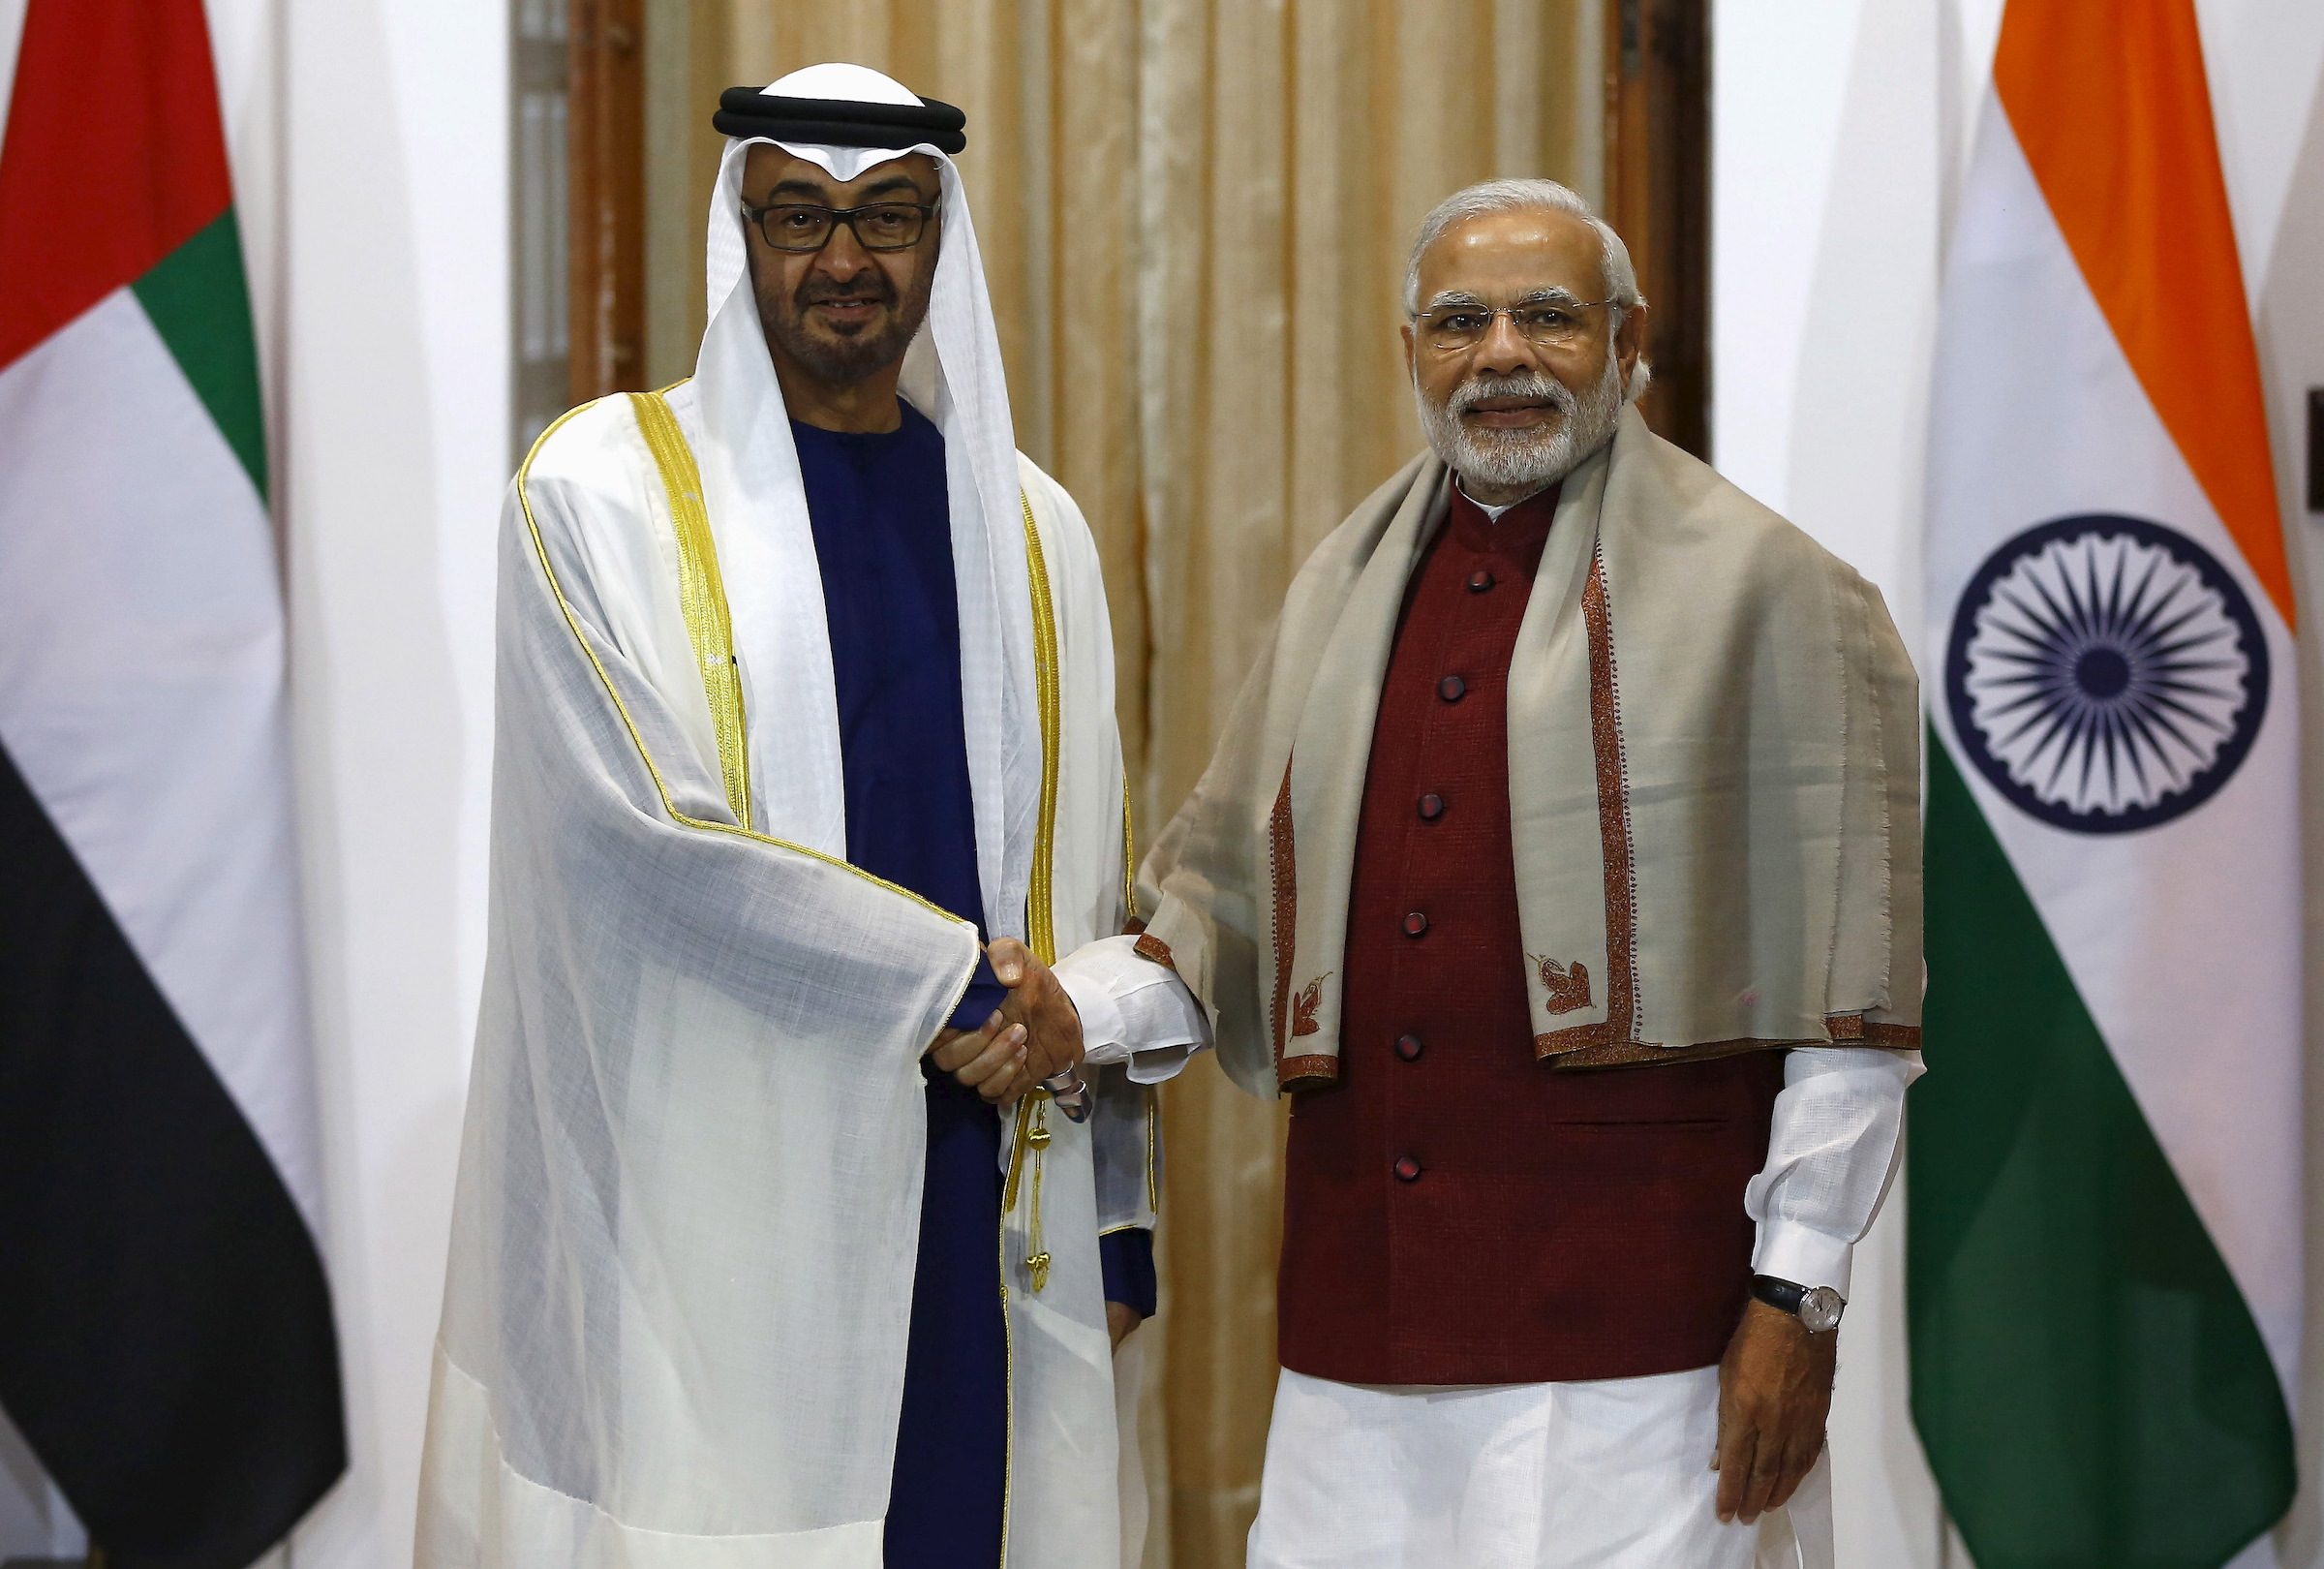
[{"xmin": 925, "ymin": 936, "xmax": 1086, "ymax": 1114}]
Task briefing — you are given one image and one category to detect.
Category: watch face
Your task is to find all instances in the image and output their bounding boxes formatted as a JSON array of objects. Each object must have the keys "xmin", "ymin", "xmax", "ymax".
[{"xmin": 1800, "ymin": 1286, "xmax": 1845, "ymax": 1333}]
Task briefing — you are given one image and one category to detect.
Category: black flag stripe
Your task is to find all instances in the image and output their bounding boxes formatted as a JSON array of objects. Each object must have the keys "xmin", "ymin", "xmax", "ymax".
[{"xmin": 0, "ymin": 735, "xmax": 345, "ymax": 1568}]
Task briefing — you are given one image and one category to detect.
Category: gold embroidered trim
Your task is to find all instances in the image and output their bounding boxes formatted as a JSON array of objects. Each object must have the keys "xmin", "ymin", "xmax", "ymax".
[
  {"xmin": 994, "ymin": 1196, "xmax": 1017, "ymax": 1566},
  {"xmin": 1120, "ymin": 774, "xmax": 1139, "ymax": 924},
  {"xmin": 1825, "ymin": 1012, "xmax": 1922, "ymax": 1049},
  {"xmin": 627, "ymin": 390, "xmax": 751, "ymax": 829},
  {"xmin": 516, "ymin": 402, "xmax": 974, "ymax": 929},
  {"xmin": 1021, "ymin": 491, "xmax": 1061, "ymax": 969},
  {"xmin": 1003, "ymin": 1092, "xmax": 1036, "ymax": 1212},
  {"xmin": 1144, "ymin": 1084, "xmax": 1160, "ymax": 1214},
  {"xmin": 1276, "ymin": 1053, "xmax": 1340, "ymax": 1090},
  {"xmin": 1006, "ymin": 490, "xmax": 1063, "ymax": 1293}
]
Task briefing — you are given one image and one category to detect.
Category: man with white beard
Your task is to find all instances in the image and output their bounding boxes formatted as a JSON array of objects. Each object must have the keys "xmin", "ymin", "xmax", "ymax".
[{"xmin": 1058, "ymin": 180, "xmax": 1925, "ymax": 1566}]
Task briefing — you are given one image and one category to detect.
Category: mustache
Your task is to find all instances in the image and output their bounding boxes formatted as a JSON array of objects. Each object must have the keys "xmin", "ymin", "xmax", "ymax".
[
  {"xmin": 1447, "ymin": 372, "xmax": 1576, "ymax": 420},
  {"xmin": 795, "ymin": 276, "xmax": 897, "ymax": 309}
]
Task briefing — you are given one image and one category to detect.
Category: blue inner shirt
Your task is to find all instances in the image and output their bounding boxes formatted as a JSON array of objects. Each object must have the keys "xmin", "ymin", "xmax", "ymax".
[
  {"xmin": 794, "ymin": 407, "xmax": 1008, "ymax": 1569},
  {"xmin": 794, "ymin": 406, "xmax": 1153, "ymax": 1568}
]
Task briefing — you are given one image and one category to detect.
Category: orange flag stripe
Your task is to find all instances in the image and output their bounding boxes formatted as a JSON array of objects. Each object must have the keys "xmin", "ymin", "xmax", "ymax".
[{"xmin": 1994, "ymin": 0, "xmax": 2294, "ymax": 627}]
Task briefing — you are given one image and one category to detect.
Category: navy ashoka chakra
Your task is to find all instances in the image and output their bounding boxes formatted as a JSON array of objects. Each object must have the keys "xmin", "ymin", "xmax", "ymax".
[{"xmin": 1944, "ymin": 513, "xmax": 2268, "ymax": 834}]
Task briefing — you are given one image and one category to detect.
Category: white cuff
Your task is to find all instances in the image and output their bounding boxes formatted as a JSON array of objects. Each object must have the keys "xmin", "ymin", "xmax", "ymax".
[
  {"xmin": 1058, "ymin": 963, "xmax": 1130, "ymax": 1066},
  {"xmin": 1125, "ymin": 1045, "xmax": 1193, "ymax": 1084},
  {"xmin": 1052, "ymin": 934, "xmax": 1212, "ymax": 1084},
  {"xmin": 1752, "ymin": 1221, "xmax": 1856, "ymax": 1299}
]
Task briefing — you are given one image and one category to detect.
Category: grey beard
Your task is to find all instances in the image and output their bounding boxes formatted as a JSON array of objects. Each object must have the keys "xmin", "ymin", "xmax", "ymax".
[
  {"xmin": 1414, "ymin": 357, "xmax": 1625, "ymax": 495},
  {"xmin": 759, "ymin": 293, "xmax": 921, "ymax": 385},
  {"xmin": 754, "ymin": 263, "xmax": 936, "ymax": 387}
]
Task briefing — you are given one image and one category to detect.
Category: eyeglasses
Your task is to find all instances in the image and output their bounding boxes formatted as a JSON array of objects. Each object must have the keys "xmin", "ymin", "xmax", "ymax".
[
  {"xmin": 741, "ymin": 200, "xmax": 939, "ymax": 254},
  {"xmin": 1414, "ymin": 298, "xmax": 1618, "ymax": 354}
]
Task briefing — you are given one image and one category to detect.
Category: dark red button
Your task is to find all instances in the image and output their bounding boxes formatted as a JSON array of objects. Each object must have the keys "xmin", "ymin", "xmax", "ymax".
[
  {"xmin": 1418, "ymin": 792, "xmax": 1446, "ymax": 821},
  {"xmin": 1402, "ymin": 910, "xmax": 1429, "ymax": 938},
  {"xmin": 1437, "ymin": 674, "xmax": 1466, "ymax": 703},
  {"xmin": 1392, "ymin": 1155, "xmax": 1422, "ymax": 1183},
  {"xmin": 1467, "ymin": 569, "xmax": 1496, "ymax": 594},
  {"xmin": 1394, "ymin": 1032, "xmax": 1423, "ymax": 1061}
]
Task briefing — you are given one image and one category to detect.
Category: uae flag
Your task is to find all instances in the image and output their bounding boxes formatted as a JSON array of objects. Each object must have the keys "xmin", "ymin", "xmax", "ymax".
[
  {"xmin": 0, "ymin": 1, "xmax": 347, "ymax": 1564},
  {"xmin": 1911, "ymin": 4, "xmax": 2301, "ymax": 1567}
]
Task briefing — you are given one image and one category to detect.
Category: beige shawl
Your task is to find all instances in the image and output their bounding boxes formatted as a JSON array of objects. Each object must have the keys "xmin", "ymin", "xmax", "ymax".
[{"xmin": 1136, "ymin": 408, "xmax": 1921, "ymax": 1097}]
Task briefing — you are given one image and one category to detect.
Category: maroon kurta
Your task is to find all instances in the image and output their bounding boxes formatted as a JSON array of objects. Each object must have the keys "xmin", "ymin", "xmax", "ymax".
[{"xmin": 1276, "ymin": 481, "xmax": 1784, "ymax": 1387}]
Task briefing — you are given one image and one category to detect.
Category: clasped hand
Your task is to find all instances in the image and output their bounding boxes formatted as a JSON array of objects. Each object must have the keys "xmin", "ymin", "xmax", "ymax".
[{"xmin": 925, "ymin": 937, "xmax": 1085, "ymax": 1109}]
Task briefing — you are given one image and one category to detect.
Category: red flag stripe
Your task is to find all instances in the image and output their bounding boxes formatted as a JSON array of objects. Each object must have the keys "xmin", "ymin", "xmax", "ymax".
[
  {"xmin": 0, "ymin": 0, "xmax": 234, "ymax": 371},
  {"xmin": 1994, "ymin": 0, "xmax": 2295, "ymax": 627}
]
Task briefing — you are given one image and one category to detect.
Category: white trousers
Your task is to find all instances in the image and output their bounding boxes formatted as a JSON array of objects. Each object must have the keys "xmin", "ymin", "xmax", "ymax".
[{"xmin": 1245, "ymin": 1367, "xmax": 1831, "ymax": 1569}]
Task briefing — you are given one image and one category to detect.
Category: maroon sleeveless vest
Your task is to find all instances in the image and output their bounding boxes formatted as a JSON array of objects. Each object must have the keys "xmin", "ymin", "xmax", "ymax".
[{"xmin": 1275, "ymin": 481, "xmax": 1783, "ymax": 1387}]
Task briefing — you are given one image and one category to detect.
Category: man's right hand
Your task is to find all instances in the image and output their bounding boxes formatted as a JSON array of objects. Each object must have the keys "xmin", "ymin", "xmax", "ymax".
[{"xmin": 928, "ymin": 1017, "xmax": 1031, "ymax": 1107}]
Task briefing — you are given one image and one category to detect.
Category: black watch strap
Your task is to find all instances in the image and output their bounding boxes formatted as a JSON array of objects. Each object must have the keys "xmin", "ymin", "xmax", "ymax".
[
  {"xmin": 1751, "ymin": 1273, "xmax": 1845, "ymax": 1332},
  {"xmin": 1750, "ymin": 1274, "xmax": 1807, "ymax": 1315}
]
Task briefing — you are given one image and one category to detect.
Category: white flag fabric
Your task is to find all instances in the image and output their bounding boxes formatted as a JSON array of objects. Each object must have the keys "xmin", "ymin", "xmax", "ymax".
[{"xmin": 0, "ymin": 1, "xmax": 343, "ymax": 1562}]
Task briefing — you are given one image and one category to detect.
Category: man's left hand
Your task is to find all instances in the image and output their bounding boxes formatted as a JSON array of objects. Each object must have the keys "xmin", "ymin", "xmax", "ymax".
[
  {"xmin": 1712, "ymin": 1300, "xmax": 1836, "ymax": 1525},
  {"xmin": 928, "ymin": 1017, "xmax": 1031, "ymax": 1108},
  {"xmin": 1106, "ymin": 1301, "xmax": 1143, "ymax": 1350},
  {"xmin": 986, "ymin": 937, "xmax": 1085, "ymax": 1083}
]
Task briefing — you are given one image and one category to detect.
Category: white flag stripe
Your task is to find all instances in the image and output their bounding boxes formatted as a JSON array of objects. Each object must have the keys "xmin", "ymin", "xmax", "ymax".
[
  {"xmin": 1925, "ymin": 103, "xmax": 2302, "ymax": 1391},
  {"xmin": 0, "ymin": 290, "xmax": 321, "ymax": 1230}
]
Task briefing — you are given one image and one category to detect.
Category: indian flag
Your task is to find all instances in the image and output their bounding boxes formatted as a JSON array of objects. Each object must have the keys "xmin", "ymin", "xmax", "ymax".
[
  {"xmin": 0, "ymin": 1, "xmax": 346, "ymax": 1563},
  {"xmin": 1911, "ymin": 4, "xmax": 2300, "ymax": 1566}
]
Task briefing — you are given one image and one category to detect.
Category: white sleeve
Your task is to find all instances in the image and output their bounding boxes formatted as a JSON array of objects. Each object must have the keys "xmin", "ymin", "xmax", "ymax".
[
  {"xmin": 1744, "ymin": 1047, "xmax": 1924, "ymax": 1297},
  {"xmin": 1054, "ymin": 934, "xmax": 1214, "ymax": 1084}
]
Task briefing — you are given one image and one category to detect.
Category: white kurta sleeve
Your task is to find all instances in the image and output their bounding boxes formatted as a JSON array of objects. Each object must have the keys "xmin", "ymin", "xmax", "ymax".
[
  {"xmin": 1055, "ymin": 935, "xmax": 1213, "ymax": 1084},
  {"xmin": 1744, "ymin": 1047, "xmax": 1923, "ymax": 1297}
]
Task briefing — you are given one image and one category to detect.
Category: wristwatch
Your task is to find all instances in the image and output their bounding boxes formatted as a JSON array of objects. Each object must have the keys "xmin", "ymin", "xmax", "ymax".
[{"xmin": 1751, "ymin": 1274, "xmax": 1846, "ymax": 1334}]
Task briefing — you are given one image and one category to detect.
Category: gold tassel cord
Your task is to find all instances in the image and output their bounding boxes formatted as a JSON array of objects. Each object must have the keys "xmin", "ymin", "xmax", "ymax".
[{"xmin": 1007, "ymin": 490, "xmax": 1064, "ymax": 1288}]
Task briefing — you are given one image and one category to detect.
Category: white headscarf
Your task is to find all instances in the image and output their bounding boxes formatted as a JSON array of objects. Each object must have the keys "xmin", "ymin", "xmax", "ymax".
[{"xmin": 690, "ymin": 62, "xmax": 1038, "ymax": 945}]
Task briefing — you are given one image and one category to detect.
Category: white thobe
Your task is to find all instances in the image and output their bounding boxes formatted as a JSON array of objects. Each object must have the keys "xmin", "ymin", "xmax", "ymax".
[{"xmin": 1055, "ymin": 936, "xmax": 1919, "ymax": 1568}]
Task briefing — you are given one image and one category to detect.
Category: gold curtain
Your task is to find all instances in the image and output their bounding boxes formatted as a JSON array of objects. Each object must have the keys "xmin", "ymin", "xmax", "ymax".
[{"xmin": 650, "ymin": 7, "xmax": 1599, "ymax": 1561}]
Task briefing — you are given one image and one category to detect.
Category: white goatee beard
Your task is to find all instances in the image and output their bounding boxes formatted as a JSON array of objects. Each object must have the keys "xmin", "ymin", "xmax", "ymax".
[{"xmin": 1414, "ymin": 354, "xmax": 1626, "ymax": 497}]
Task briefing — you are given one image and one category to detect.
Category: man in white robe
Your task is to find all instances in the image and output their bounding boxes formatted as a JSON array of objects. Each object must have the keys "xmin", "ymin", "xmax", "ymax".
[
  {"xmin": 417, "ymin": 63, "xmax": 1180, "ymax": 1569},
  {"xmin": 1054, "ymin": 180, "xmax": 1924, "ymax": 1568}
]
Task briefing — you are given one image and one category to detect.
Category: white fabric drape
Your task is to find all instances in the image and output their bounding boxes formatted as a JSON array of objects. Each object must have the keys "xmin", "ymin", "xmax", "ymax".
[
  {"xmin": 419, "ymin": 403, "xmax": 1147, "ymax": 1567},
  {"xmin": 421, "ymin": 64, "xmax": 1155, "ymax": 1566},
  {"xmin": 421, "ymin": 407, "xmax": 980, "ymax": 1558}
]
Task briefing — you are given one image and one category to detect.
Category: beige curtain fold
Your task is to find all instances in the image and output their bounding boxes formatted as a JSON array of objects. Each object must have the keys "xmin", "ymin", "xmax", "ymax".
[{"xmin": 650, "ymin": 7, "xmax": 1597, "ymax": 1560}]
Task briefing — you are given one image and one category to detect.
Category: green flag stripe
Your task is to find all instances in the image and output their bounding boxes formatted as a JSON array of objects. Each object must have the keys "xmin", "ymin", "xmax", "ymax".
[
  {"xmin": 131, "ymin": 209, "xmax": 267, "ymax": 499},
  {"xmin": 1909, "ymin": 737, "xmax": 2292, "ymax": 1569}
]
